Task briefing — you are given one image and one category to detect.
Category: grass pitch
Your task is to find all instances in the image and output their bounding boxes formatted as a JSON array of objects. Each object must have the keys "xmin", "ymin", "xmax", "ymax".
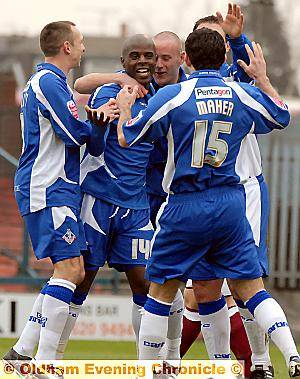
[{"xmin": 0, "ymin": 338, "xmax": 297, "ymax": 378}]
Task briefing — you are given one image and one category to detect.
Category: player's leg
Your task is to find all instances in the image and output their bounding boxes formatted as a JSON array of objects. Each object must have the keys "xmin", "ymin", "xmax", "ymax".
[
  {"xmin": 108, "ymin": 207, "xmax": 153, "ymax": 351},
  {"xmin": 55, "ymin": 194, "xmax": 111, "ymax": 358},
  {"xmin": 240, "ymin": 179, "xmax": 273, "ymax": 377},
  {"xmin": 192, "ymin": 278, "xmax": 231, "ymax": 360},
  {"xmin": 158, "ymin": 289, "xmax": 184, "ymax": 361},
  {"xmin": 6, "ymin": 283, "xmax": 49, "ymax": 360},
  {"xmin": 221, "ymin": 281, "xmax": 252, "ymax": 377},
  {"xmin": 56, "ymin": 268, "xmax": 98, "ymax": 359},
  {"xmin": 35, "ymin": 256, "xmax": 83, "ymax": 360},
  {"xmin": 188, "ymin": 185, "xmax": 261, "ymax": 364},
  {"xmin": 180, "ymin": 285, "xmax": 202, "ymax": 358},
  {"xmin": 125, "ymin": 265, "xmax": 150, "ymax": 349},
  {"xmin": 180, "ymin": 279, "xmax": 252, "ymax": 370},
  {"xmin": 148, "ymin": 193, "xmax": 185, "ymax": 361},
  {"xmin": 4, "ymin": 206, "xmax": 85, "ymax": 362},
  {"xmin": 139, "ymin": 279, "xmax": 181, "ymax": 360},
  {"xmin": 230, "ymin": 278, "xmax": 300, "ymax": 377},
  {"xmin": 138, "ymin": 193, "xmax": 213, "ymax": 361}
]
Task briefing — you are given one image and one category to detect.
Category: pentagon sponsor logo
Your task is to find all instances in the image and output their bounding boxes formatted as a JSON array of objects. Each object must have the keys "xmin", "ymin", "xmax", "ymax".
[{"xmin": 195, "ymin": 86, "xmax": 232, "ymax": 99}]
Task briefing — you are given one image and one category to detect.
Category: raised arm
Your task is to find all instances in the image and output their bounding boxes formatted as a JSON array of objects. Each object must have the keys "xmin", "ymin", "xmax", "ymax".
[
  {"xmin": 216, "ymin": 3, "xmax": 244, "ymax": 40},
  {"xmin": 217, "ymin": 2, "xmax": 253, "ymax": 83},
  {"xmin": 74, "ymin": 72, "xmax": 148, "ymax": 98}
]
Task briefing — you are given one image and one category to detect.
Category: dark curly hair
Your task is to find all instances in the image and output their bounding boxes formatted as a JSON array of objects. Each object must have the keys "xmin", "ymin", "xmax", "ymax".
[{"xmin": 185, "ymin": 28, "xmax": 225, "ymax": 71}]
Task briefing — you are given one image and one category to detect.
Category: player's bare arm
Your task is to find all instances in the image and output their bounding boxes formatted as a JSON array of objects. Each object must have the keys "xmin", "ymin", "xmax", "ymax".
[
  {"xmin": 238, "ymin": 42, "xmax": 282, "ymax": 100},
  {"xmin": 74, "ymin": 72, "xmax": 147, "ymax": 98},
  {"xmin": 216, "ymin": 3, "xmax": 244, "ymax": 38},
  {"xmin": 116, "ymin": 85, "xmax": 139, "ymax": 147}
]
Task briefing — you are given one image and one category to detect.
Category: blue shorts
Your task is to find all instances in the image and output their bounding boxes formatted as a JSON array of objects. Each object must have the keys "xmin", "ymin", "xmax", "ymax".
[
  {"xmin": 148, "ymin": 193, "xmax": 167, "ymax": 227},
  {"xmin": 146, "ymin": 186, "xmax": 263, "ymax": 284},
  {"xmin": 81, "ymin": 194, "xmax": 154, "ymax": 271},
  {"xmin": 186, "ymin": 178, "xmax": 270, "ymax": 282},
  {"xmin": 24, "ymin": 206, "xmax": 86, "ymax": 264}
]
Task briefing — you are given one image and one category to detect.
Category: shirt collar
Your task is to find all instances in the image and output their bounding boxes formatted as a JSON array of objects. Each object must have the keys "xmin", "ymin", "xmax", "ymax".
[
  {"xmin": 178, "ymin": 66, "xmax": 188, "ymax": 82},
  {"xmin": 188, "ymin": 69, "xmax": 223, "ymax": 80},
  {"xmin": 36, "ymin": 63, "xmax": 67, "ymax": 80}
]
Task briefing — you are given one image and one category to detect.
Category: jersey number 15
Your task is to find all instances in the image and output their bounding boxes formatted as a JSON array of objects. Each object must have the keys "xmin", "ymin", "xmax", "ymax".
[{"xmin": 191, "ymin": 120, "xmax": 232, "ymax": 168}]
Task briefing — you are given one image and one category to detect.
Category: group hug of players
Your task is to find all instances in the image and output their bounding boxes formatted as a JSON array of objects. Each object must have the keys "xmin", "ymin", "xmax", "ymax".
[{"xmin": 3, "ymin": 2, "xmax": 300, "ymax": 379}]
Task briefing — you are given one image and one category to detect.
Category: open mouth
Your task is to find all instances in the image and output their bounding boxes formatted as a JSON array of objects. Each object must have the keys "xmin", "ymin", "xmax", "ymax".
[{"xmin": 136, "ymin": 68, "xmax": 150, "ymax": 75}]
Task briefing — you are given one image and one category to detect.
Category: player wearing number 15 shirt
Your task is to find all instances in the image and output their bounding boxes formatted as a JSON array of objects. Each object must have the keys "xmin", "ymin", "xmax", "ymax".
[{"xmin": 118, "ymin": 41, "xmax": 290, "ymax": 284}]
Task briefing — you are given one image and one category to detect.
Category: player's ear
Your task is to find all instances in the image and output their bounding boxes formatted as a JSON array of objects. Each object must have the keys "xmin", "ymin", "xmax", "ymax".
[
  {"xmin": 63, "ymin": 41, "xmax": 72, "ymax": 55},
  {"xmin": 185, "ymin": 53, "xmax": 192, "ymax": 68},
  {"xmin": 120, "ymin": 56, "xmax": 125, "ymax": 68},
  {"xmin": 180, "ymin": 51, "xmax": 186, "ymax": 64},
  {"xmin": 225, "ymin": 41, "xmax": 230, "ymax": 53}
]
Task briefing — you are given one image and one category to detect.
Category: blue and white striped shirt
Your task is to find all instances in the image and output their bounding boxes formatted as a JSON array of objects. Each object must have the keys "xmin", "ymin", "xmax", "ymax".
[{"xmin": 14, "ymin": 63, "xmax": 102, "ymax": 216}]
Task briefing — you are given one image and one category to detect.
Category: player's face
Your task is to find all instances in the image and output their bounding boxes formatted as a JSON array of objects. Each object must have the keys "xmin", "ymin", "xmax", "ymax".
[
  {"xmin": 122, "ymin": 43, "xmax": 156, "ymax": 86},
  {"xmin": 69, "ymin": 27, "xmax": 85, "ymax": 68},
  {"xmin": 154, "ymin": 39, "xmax": 184, "ymax": 87}
]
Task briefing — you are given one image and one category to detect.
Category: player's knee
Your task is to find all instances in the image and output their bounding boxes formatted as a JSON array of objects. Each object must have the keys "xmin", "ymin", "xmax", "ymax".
[
  {"xmin": 184, "ymin": 288, "xmax": 198, "ymax": 310},
  {"xmin": 76, "ymin": 269, "xmax": 98, "ymax": 293},
  {"xmin": 76, "ymin": 268, "xmax": 86, "ymax": 286},
  {"xmin": 132, "ymin": 279, "xmax": 149, "ymax": 296},
  {"xmin": 66, "ymin": 266, "xmax": 85, "ymax": 285},
  {"xmin": 126, "ymin": 266, "xmax": 149, "ymax": 295},
  {"xmin": 193, "ymin": 279, "xmax": 223, "ymax": 303},
  {"xmin": 53, "ymin": 257, "xmax": 85, "ymax": 285}
]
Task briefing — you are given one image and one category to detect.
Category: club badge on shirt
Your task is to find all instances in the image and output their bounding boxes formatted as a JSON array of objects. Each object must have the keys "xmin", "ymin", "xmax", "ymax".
[{"xmin": 67, "ymin": 100, "xmax": 79, "ymax": 119}]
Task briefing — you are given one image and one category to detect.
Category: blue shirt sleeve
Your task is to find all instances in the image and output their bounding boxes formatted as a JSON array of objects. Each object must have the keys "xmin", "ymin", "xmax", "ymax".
[
  {"xmin": 85, "ymin": 84, "xmax": 120, "ymax": 156},
  {"xmin": 226, "ymin": 34, "xmax": 254, "ymax": 84},
  {"xmin": 237, "ymin": 83, "xmax": 291, "ymax": 134},
  {"xmin": 37, "ymin": 73, "xmax": 92, "ymax": 147},
  {"xmin": 122, "ymin": 84, "xmax": 181, "ymax": 146}
]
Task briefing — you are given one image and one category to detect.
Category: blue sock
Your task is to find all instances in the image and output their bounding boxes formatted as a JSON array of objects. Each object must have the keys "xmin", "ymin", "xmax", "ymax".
[
  {"xmin": 234, "ymin": 298, "xmax": 247, "ymax": 309},
  {"xmin": 133, "ymin": 293, "xmax": 148, "ymax": 307},
  {"xmin": 71, "ymin": 290, "xmax": 88, "ymax": 306},
  {"xmin": 198, "ymin": 296, "xmax": 226, "ymax": 315},
  {"xmin": 246, "ymin": 290, "xmax": 271, "ymax": 316},
  {"xmin": 144, "ymin": 296, "xmax": 172, "ymax": 316}
]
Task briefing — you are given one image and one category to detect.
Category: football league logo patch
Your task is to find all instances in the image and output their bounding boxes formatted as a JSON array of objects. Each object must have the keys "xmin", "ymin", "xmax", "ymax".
[{"xmin": 62, "ymin": 228, "xmax": 77, "ymax": 245}]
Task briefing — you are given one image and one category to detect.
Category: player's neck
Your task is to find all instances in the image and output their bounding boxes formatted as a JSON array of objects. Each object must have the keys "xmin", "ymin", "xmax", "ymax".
[{"xmin": 44, "ymin": 57, "xmax": 70, "ymax": 76}]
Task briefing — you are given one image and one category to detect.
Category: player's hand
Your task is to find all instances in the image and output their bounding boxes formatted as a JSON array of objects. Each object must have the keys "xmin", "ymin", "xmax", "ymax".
[
  {"xmin": 85, "ymin": 99, "xmax": 119, "ymax": 126},
  {"xmin": 85, "ymin": 106, "xmax": 110, "ymax": 127},
  {"xmin": 99, "ymin": 98, "xmax": 120, "ymax": 121},
  {"xmin": 216, "ymin": 3, "xmax": 244, "ymax": 39},
  {"xmin": 118, "ymin": 73, "xmax": 148, "ymax": 98},
  {"xmin": 237, "ymin": 42, "xmax": 268, "ymax": 83},
  {"xmin": 116, "ymin": 85, "xmax": 139, "ymax": 112}
]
